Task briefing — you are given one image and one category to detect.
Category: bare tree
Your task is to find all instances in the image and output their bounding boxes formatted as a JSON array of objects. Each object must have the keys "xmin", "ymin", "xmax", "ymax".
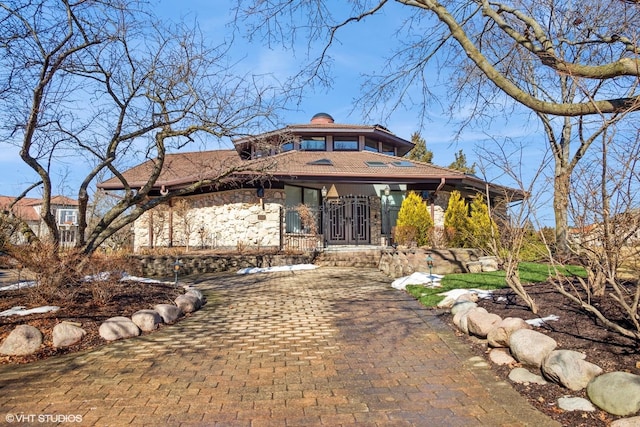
[
  {"xmin": 553, "ymin": 122, "xmax": 640, "ymax": 340},
  {"xmin": 233, "ymin": 0, "xmax": 640, "ymax": 254},
  {"xmin": 475, "ymin": 138, "xmax": 553, "ymax": 314},
  {"xmin": 0, "ymin": 0, "xmax": 282, "ymax": 265}
]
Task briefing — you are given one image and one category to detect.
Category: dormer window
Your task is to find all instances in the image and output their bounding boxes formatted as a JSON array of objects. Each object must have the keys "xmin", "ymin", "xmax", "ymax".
[{"xmin": 300, "ymin": 136, "xmax": 326, "ymax": 151}]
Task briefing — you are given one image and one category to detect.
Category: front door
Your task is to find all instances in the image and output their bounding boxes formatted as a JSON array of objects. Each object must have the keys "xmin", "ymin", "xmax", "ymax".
[{"xmin": 323, "ymin": 195, "xmax": 371, "ymax": 245}]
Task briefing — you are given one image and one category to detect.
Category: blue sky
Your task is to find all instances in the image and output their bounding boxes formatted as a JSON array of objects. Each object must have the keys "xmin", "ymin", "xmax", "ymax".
[{"xmin": 0, "ymin": 1, "xmax": 553, "ymax": 222}]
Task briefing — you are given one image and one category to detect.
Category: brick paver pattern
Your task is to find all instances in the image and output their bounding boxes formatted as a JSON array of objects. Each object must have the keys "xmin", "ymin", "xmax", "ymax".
[{"xmin": 0, "ymin": 267, "xmax": 559, "ymax": 426}]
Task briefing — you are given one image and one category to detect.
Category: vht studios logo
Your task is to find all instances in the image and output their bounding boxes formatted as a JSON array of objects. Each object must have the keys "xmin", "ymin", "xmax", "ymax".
[{"xmin": 5, "ymin": 413, "xmax": 83, "ymax": 423}]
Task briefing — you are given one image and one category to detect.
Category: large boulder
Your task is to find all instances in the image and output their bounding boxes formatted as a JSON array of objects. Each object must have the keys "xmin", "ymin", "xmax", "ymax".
[
  {"xmin": 542, "ymin": 350, "xmax": 603, "ymax": 391},
  {"xmin": 0, "ymin": 325, "xmax": 43, "ymax": 355},
  {"xmin": 438, "ymin": 290, "xmax": 478, "ymax": 309},
  {"xmin": 175, "ymin": 294, "xmax": 201, "ymax": 313},
  {"xmin": 99, "ymin": 316, "xmax": 140, "ymax": 341},
  {"xmin": 450, "ymin": 300, "xmax": 477, "ymax": 317},
  {"xmin": 52, "ymin": 322, "xmax": 87, "ymax": 348},
  {"xmin": 509, "ymin": 329, "xmax": 557, "ymax": 368},
  {"xmin": 185, "ymin": 288, "xmax": 205, "ymax": 305},
  {"xmin": 487, "ymin": 317, "xmax": 531, "ymax": 348},
  {"xmin": 453, "ymin": 306, "xmax": 486, "ymax": 335},
  {"xmin": 131, "ymin": 309, "xmax": 163, "ymax": 332},
  {"xmin": 153, "ymin": 304, "xmax": 182, "ymax": 324},
  {"xmin": 587, "ymin": 372, "xmax": 640, "ymax": 416},
  {"xmin": 466, "ymin": 309, "xmax": 502, "ymax": 338},
  {"xmin": 611, "ymin": 416, "xmax": 640, "ymax": 427}
]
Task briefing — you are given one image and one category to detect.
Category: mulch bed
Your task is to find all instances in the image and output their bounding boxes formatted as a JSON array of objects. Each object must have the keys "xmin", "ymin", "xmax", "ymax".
[
  {"xmin": 446, "ymin": 280, "xmax": 640, "ymax": 427},
  {"xmin": 0, "ymin": 271, "xmax": 183, "ymax": 364}
]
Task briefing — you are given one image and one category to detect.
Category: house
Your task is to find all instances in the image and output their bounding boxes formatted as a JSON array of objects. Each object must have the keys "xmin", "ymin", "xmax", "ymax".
[
  {"xmin": 0, "ymin": 195, "xmax": 80, "ymax": 247},
  {"xmin": 98, "ymin": 113, "xmax": 521, "ymax": 252}
]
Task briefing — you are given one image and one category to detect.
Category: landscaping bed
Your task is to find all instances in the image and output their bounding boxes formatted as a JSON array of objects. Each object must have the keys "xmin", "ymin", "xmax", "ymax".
[
  {"xmin": 0, "ymin": 269, "xmax": 183, "ymax": 364},
  {"xmin": 452, "ymin": 279, "xmax": 640, "ymax": 427}
]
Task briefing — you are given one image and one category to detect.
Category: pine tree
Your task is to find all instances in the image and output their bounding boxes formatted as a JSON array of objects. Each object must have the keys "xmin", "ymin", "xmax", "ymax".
[
  {"xmin": 444, "ymin": 190, "xmax": 470, "ymax": 247},
  {"xmin": 406, "ymin": 132, "xmax": 433, "ymax": 163},
  {"xmin": 448, "ymin": 149, "xmax": 476, "ymax": 174},
  {"xmin": 396, "ymin": 191, "xmax": 433, "ymax": 247}
]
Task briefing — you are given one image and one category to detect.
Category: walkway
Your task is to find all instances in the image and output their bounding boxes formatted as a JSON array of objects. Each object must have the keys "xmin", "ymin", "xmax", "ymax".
[{"xmin": 0, "ymin": 267, "xmax": 559, "ymax": 426}]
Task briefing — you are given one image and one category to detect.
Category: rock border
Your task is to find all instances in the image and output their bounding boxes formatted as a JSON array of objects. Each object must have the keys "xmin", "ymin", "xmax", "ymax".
[
  {"xmin": 445, "ymin": 291, "xmax": 640, "ymax": 423},
  {"xmin": 0, "ymin": 283, "xmax": 204, "ymax": 354}
]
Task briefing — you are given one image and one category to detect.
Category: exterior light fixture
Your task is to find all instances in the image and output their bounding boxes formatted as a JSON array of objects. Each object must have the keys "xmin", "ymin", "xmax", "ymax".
[
  {"xmin": 172, "ymin": 258, "xmax": 184, "ymax": 285},
  {"xmin": 321, "ymin": 186, "xmax": 328, "ymax": 198},
  {"xmin": 426, "ymin": 254, "xmax": 434, "ymax": 279}
]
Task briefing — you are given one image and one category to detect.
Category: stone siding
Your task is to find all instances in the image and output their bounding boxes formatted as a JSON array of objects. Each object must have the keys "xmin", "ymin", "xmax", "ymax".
[{"xmin": 134, "ymin": 189, "xmax": 285, "ymax": 252}]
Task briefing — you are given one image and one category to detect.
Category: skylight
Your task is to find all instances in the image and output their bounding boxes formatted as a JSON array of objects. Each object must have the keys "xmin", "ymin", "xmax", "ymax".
[
  {"xmin": 307, "ymin": 158, "xmax": 334, "ymax": 166},
  {"xmin": 365, "ymin": 161, "xmax": 388, "ymax": 167},
  {"xmin": 391, "ymin": 161, "xmax": 415, "ymax": 167}
]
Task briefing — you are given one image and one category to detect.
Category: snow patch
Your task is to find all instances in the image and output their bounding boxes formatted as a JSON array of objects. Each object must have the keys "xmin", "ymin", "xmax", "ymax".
[
  {"xmin": 391, "ymin": 272, "xmax": 444, "ymax": 290},
  {"xmin": 119, "ymin": 273, "xmax": 167, "ymax": 284},
  {"xmin": 0, "ymin": 305, "xmax": 60, "ymax": 317},
  {"xmin": 0, "ymin": 281, "xmax": 37, "ymax": 291},
  {"xmin": 526, "ymin": 315, "xmax": 560, "ymax": 327},
  {"xmin": 437, "ymin": 288, "xmax": 493, "ymax": 300}
]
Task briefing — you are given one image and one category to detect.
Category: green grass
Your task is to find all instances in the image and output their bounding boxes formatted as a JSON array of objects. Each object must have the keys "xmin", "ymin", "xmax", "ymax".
[{"xmin": 406, "ymin": 262, "xmax": 586, "ymax": 307}]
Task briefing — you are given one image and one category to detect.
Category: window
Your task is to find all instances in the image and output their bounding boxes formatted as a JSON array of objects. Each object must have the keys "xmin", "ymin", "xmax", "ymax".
[
  {"xmin": 57, "ymin": 209, "xmax": 78, "ymax": 226},
  {"xmin": 300, "ymin": 136, "xmax": 326, "ymax": 151},
  {"xmin": 381, "ymin": 143, "xmax": 395, "ymax": 156},
  {"xmin": 281, "ymin": 141, "xmax": 295, "ymax": 152},
  {"xmin": 333, "ymin": 137, "xmax": 358, "ymax": 151},
  {"xmin": 364, "ymin": 138, "xmax": 379, "ymax": 152},
  {"xmin": 284, "ymin": 185, "xmax": 322, "ymax": 233}
]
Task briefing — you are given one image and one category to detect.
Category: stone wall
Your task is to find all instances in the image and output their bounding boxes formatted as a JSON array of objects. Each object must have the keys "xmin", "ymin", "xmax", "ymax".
[
  {"xmin": 134, "ymin": 189, "xmax": 285, "ymax": 252},
  {"xmin": 131, "ymin": 253, "xmax": 316, "ymax": 277},
  {"xmin": 378, "ymin": 247, "xmax": 483, "ymax": 278}
]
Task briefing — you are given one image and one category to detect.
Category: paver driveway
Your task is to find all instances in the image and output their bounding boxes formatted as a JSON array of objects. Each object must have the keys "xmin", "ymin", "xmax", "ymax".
[{"xmin": 0, "ymin": 267, "xmax": 559, "ymax": 426}]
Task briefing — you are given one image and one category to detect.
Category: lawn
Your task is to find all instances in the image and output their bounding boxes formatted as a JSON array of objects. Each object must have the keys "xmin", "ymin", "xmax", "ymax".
[{"xmin": 406, "ymin": 262, "xmax": 587, "ymax": 307}]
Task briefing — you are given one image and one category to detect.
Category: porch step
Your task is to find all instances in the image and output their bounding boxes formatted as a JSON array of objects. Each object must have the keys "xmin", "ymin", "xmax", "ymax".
[{"xmin": 314, "ymin": 248, "xmax": 382, "ymax": 268}]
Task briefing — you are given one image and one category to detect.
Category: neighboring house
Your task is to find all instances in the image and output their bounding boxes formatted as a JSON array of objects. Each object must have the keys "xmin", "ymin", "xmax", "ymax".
[
  {"xmin": 98, "ymin": 113, "xmax": 521, "ymax": 252},
  {"xmin": 569, "ymin": 210, "xmax": 640, "ymax": 248},
  {"xmin": 0, "ymin": 195, "xmax": 80, "ymax": 247}
]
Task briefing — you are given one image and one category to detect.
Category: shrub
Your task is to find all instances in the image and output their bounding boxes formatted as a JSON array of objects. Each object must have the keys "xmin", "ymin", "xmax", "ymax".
[
  {"xmin": 468, "ymin": 194, "xmax": 498, "ymax": 252},
  {"xmin": 444, "ymin": 190, "xmax": 469, "ymax": 247},
  {"xmin": 396, "ymin": 192, "xmax": 433, "ymax": 247}
]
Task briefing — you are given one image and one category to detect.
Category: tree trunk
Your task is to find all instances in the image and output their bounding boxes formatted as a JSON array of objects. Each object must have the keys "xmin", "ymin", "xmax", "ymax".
[{"xmin": 553, "ymin": 169, "xmax": 571, "ymax": 257}]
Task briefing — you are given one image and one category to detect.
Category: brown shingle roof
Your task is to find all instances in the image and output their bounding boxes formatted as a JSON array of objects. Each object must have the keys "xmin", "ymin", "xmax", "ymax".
[
  {"xmin": 98, "ymin": 148, "xmax": 507, "ymax": 193},
  {"xmin": 98, "ymin": 150, "xmax": 244, "ymax": 190},
  {"xmin": 264, "ymin": 150, "xmax": 467, "ymax": 182}
]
